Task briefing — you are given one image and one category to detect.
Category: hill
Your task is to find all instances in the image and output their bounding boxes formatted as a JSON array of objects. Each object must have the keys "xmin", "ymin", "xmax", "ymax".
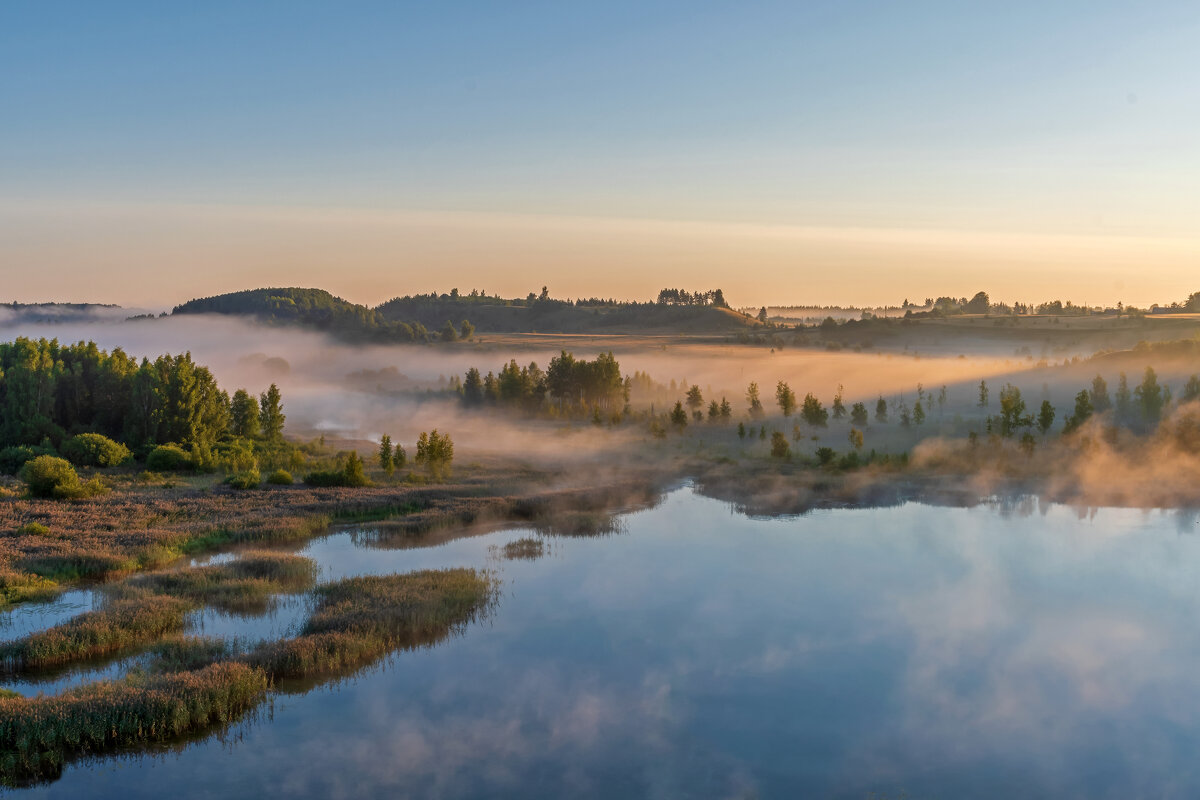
[
  {"xmin": 172, "ymin": 288, "xmax": 431, "ymax": 342},
  {"xmin": 375, "ymin": 292, "xmax": 760, "ymax": 335},
  {"xmin": 0, "ymin": 302, "xmax": 126, "ymax": 325},
  {"xmin": 171, "ymin": 287, "xmax": 761, "ymax": 340}
]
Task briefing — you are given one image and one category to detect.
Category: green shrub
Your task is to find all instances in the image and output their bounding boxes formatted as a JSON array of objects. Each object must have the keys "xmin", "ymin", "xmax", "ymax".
[
  {"xmin": 61, "ymin": 433, "xmax": 132, "ymax": 467},
  {"xmin": 303, "ymin": 454, "xmax": 370, "ymax": 488},
  {"xmin": 146, "ymin": 444, "xmax": 192, "ymax": 472},
  {"xmin": 303, "ymin": 469, "xmax": 346, "ymax": 487},
  {"xmin": 16, "ymin": 522, "xmax": 50, "ymax": 537},
  {"xmin": 225, "ymin": 469, "xmax": 261, "ymax": 490},
  {"xmin": 0, "ymin": 446, "xmax": 38, "ymax": 475},
  {"xmin": 266, "ymin": 469, "xmax": 293, "ymax": 485},
  {"xmin": 815, "ymin": 446, "xmax": 837, "ymax": 466},
  {"xmin": 19, "ymin": 456, "xmax": 82, "ymax": 498}
]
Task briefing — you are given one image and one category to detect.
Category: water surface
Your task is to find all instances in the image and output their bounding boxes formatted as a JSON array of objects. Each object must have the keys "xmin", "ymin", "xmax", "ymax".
[{"xmin": 13, "ymin": 488, "xmax": 1200, "ymax": 798}]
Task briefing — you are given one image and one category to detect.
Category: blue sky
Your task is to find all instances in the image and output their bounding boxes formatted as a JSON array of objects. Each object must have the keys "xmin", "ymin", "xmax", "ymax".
[{"xmin": 2, "ymin": 1, "xmax": 1198, "ymax": 305}]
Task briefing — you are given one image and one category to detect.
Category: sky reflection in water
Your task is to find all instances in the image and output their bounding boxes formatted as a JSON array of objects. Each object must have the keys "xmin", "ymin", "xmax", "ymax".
[{"xmin": 14, "ymin": 488, "xmax": 1200, "ymax": 799}]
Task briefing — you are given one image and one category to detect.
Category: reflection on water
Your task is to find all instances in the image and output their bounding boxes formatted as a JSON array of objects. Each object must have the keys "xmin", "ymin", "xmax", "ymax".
[
  {"xmin": 11, "ymin": 488, "xmax": 1200, "ymax": 798},
  {"xmin": 0, "ymin": 590, "xmax": 98, "ymax": 643}
]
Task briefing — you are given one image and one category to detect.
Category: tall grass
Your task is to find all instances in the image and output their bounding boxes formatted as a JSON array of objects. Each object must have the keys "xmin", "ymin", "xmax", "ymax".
[
  {"xmin": 0, "ymin": 596, "xmax": 191, "ymax": 672},
  {"xmin": 248, "ymin": 569, "xmax": 495, "ymax": 680},
  {"xmin": 124, "ymin": 552, "xmax": 317, "ymax": 613},
  {"xmin": 0, "ymin": 662, "xmax": 268, "ymax": 786}
]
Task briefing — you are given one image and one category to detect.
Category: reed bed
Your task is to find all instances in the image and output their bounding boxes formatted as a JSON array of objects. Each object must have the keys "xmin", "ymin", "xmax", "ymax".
[
  {"xmin": 500, "ymin": 537, "xmax": 546, "ymax": 560},
  {"xmin": 124, "ymin": 552, "xmax": 318, "ymax": 613},
  {"xmin": 248, "ymin": 569, "xmax": 495, "ymax": 680},
  {"xmin": 147, "ymin": 636, "xmax": 241, "ymax": 673},
  {"xmin": 0, "ymin": 596, "xmax": 192, "ymax": 672},
  {"xmin": 0, "ymin": 662, "xmax": 268, "ymax": 786}
]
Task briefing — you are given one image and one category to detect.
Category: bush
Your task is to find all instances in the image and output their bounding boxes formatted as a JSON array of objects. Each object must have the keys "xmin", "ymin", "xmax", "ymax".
[
  {"xmin": 815, "ymin": 446, "xmax": 836, "ymax": 466},
  {"xmin": 20, "ymin": 456, "xmax": 82, "ymax": 498},
  {"xmin": 61, "ymin": 433, "xmax": 132, "ymax": 467},
  {"xmin": 0, "ymin": 446, "xmax": 38, "ymax": 475},
  {"xmin": 146, "ymin": 444, "xmax": 192, "ymax": 472},
  {"xmin": 17, "ymin": 522, "xmax": 51, "ymax": 537},
  {"xmin": 266, "ymin": 469, "xmax": 293, "ymax": 485},
  {"xmin": 225, "ymin": 469, "xmax": 261, "ymax": 490},
  {"xmin": 303, "ymin": 469, "xmax": 347, "ymax": 487},
  {"xmin": 303, "ymin": 453, "xmax": 371, "ymax": 488}
]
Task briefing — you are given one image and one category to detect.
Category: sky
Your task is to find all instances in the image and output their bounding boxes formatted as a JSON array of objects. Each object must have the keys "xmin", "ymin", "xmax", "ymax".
[{"xmin": 2, "ymin": 0, "xmax": 1198, "ymax": 309}]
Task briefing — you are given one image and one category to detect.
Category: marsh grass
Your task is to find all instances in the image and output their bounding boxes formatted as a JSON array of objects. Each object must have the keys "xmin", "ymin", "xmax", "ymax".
[
  {"xmin": 0, "ymin": 569, "xmax": 495, "ymax": 785},
  {"xmin": 122, "ymin": 552, "xmax": 317, "ymax": 613},
  {"xmin": 0, "ymin": 662, "xmax": 267, "ymax": 786},
  {"xmin": 248, "ymin": 569, "xmax": 495, "ymax": 681},
  {"xmin": 0, "ymin": 596, "xmax": 192, "ymax": 672},
  {"xmin": 0, "ymin": 569, "xmax": 58, "ymax": 606},
  {"xmin": 499, "ymin": 537, "xmax": 546, "ymax": 560},
  {"xmin": 147, "ymin": 636, "xmax": 241, "ymax": 673}
]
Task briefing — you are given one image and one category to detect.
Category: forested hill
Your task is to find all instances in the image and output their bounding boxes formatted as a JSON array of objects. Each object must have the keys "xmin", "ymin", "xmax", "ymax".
[
  {"xmin": 376, "ymin": 291, "xmax": 760, "ymax": 334},
  {"xmin": 172, "ymin": 287, "xmax": 761, "ymax": 339},
  {"xmin": 172, "ymin": 288, "xmax": 433, "ymax": 342},
  {"xmin": 0, "ymin": 302, "xmax": 125, "ymax": 324}
]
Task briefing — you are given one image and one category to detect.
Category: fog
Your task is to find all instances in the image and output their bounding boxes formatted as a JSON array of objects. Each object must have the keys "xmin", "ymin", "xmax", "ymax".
[{"xmin": 3, "ymin": 314, "xmax": 1197, "ymax": 475}]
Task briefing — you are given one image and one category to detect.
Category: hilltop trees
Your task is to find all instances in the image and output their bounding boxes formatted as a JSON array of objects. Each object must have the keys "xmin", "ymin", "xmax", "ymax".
[
  {"xmin": 656, "ymin": 288, "xmax": 729, "ymax": 308},
  {"xmin": 850, "ymin": 402, "xmax": 868, "ymax": 426}
]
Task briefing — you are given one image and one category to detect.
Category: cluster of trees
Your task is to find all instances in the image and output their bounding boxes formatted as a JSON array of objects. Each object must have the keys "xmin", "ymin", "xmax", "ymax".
[
  {"xmin": 0, "ymin": 337, "xmax": 287, "ymax": 473},
  {"xmin": 415, "ymin": 430, "xmax": 454, "ymax": 479},
  {"xmin": 173, "ymin": 288, "xmax": 468, "ymax": 343},
  {"xmin": 461, "ymin": 351, "xmax": 628, "ymax": 414},
  {"xmin": 655, "ymin": 288, "xmax": 729, "ymax": 308}
]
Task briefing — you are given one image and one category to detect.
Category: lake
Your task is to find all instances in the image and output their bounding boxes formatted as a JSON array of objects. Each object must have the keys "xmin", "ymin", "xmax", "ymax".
[{"xmin": 8, "ymin": 486, "xmax": 1200, "ymax": 798}]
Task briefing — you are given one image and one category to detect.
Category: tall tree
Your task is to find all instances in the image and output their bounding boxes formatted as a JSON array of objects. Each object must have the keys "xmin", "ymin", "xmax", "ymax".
[
  {"xmin": 259, "ymin": 383, "xmax": 286, "ymax": 442},
  {"xmin": 379, "ymin": 434, "xmax": 394, "ymax": 477},
  {"xmin": 775, "ymin": 381, "xmax": 797, "ymax": 417},
  {"xmin": 746, "ymin": 382, "xmax": 764, "ymax": 418},
  {"xmin": 832, "ymin": 385, "xmax": 846, "ymax": 419},
  {"xmin": 229, "ymin": 389, "xmax": 260, "ymax": 439},
  {"xmin": 1090, "ymin": 374, "xmax": 1111, "ymax": 413},
  {"xmin": 1036, "ymin": 400, "xmax": 1056, "ymax": 436}
]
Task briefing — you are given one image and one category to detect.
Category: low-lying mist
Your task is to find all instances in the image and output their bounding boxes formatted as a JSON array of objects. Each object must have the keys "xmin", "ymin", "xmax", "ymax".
[{"xmin": 4, "ymin": 314, "xmax": 1197, "ymax": 473}]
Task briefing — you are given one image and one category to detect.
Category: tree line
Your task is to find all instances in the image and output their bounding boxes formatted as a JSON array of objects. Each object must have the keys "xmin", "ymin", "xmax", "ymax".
[
  {"xmin": 0, "ymin": 337, "xmax": 285, "ymax": 459},
  {"xmin": 460, "ymin": 351, "xmax": 628, "ymax": 414}
]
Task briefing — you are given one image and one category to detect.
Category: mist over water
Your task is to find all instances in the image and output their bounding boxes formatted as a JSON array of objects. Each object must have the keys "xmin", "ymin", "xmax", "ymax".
[{"xmin": 12, "ymin": 487, "xmax": 1200, "ymax": 799}]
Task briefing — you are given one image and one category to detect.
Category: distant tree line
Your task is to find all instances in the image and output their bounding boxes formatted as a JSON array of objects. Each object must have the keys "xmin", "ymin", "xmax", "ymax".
[
  {"xmin": 655, "ymin": 288, "xmax": 729, "ymax": 308},
  {"xmin": 173, "ymin": 288, "xmax": 471, "ymax": 344}
]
